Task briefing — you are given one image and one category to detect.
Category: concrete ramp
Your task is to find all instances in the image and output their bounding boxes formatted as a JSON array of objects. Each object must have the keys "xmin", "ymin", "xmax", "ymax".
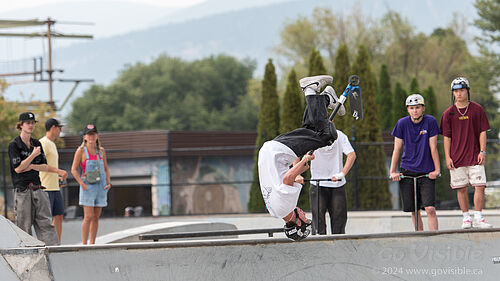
[{"xmin": 3, "ymin": 228, "xmax": 500, "ymax": 280}]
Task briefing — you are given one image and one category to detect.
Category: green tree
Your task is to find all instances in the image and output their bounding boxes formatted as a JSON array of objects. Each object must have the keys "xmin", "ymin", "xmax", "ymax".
[
  {"xmin": 308, "ymin": 48, "xmax": 327, "ymax": 75},
  {"xmin": 423, "ymin": 86, "xmax": 438, "ymax": 118},
  {"xmin": 376, "ymin": 64, "xmax": 393, "ymax": 130},
  {"xmin": 248, "ymin": 59, "xmax": 280, "ymax": 212},
  {"xmin": 297, "ymin": 47, "xmax": 330, "ymax": 210},
  {"xmin": 474, "ymin": 0, "xmax": 500, "ymax": 45},
  {"xmin": 280, "ymin": 69, "xmax": 303, "ymax": 134},
  {"xmin": 68, "ymin": 54, "xmax": 256, "ymax": 133},
  {"xmin": 408, "ymin": 77, "xmax": 420, "ymax": 95},
  {"xmin": 392, "ymin": 82, "xmax": 407, "ymax": 124},
  {"xmin": 333, "ymin": 43, "xmax": 353, "ymax": 136},
  {"xmin": 352, "ymin": 45, "xmax": 392, "ymax": 209}
]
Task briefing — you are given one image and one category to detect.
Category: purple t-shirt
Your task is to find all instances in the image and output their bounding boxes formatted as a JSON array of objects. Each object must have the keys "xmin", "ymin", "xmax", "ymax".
[{"xmin": 392, "ymin": 115, "xmax": 440, "ymax": 173}]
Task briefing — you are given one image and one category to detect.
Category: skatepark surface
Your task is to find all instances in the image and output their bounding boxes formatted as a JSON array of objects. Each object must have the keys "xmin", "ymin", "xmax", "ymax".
[{"xmin": 2, "ymin": 210, "xmax": 500, "ymax": 280}]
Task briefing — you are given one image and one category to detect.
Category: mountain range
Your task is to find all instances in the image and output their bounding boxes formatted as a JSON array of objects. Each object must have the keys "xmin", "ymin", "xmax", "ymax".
[{"xmin": 1, "ymin": 0, "xmax": 477, "ymax": 117}]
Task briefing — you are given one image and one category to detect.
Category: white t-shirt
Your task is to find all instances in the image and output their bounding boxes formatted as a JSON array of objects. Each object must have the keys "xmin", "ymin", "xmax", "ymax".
[
  {"xmin": 258, "ymin": 140, "xmax": 302, "ymax": 218},
  {"xmin": 310, "ymin": 130, "xmax": 354, "ymax": 188}
]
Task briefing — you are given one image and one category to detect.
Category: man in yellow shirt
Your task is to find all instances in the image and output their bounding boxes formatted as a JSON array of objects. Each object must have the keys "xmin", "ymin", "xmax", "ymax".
[{"xmin": 40, "ymin": 118, "xmax": 68, "ymax": 242}]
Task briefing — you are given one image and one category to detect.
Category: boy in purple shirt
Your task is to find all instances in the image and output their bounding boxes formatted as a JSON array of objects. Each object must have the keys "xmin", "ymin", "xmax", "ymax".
[
  {"xmin": 440, "ymin": 77, "xmax": 491, "ymax": 229},
  {"xmin": 390, "ymin": 94, "xmax": 440, "ymax": 231}
]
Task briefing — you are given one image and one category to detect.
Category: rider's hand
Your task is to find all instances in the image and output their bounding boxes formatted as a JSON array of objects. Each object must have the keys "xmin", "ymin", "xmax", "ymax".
[
  {"xmin": 303, "ymin": 152, "xmax": 315, "ymax": 162},
  {"xmin": 295, "ymin": 175, "xmax": 304, "ymax": 184},
  {"xmin": 428, "ymin": 170, "xmax": 440, "ymax": 180},
  {"xmin": 390, "ymin": 172, "xmax": 402, "ymax": 181}
]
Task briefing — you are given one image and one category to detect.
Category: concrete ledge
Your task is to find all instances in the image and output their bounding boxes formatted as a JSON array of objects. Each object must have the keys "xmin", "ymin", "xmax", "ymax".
[{"xmin": 95, "ymin": 221, "xmax": 236, "ymax": 244}]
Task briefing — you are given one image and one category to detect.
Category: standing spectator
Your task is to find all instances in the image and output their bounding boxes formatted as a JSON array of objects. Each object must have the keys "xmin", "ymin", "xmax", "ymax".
[
  {"xmin": 440, "ymin": 77, "xmax": 492, "ymax": 229},
  {"xmin": 39, "ymin": 118, "xmax": 67, "ymax": 243},
  {"xmin": 8, "ymin": 112, "xmax": 66, "ymax": 245},
  {"xmin": 309, "ymin": 128, "xmax": 356, "ymax": 235},
  {"xmin": 71, "ymin": 124, "xmax": 112, "ymax": 244},
  {"xmin": 390, "ymin": 94, "xmax": 440, "ymax": 231}
]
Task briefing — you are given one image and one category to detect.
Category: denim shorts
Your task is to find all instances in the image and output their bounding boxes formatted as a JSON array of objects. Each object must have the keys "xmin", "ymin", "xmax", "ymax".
[{"xmin": 79, "ymin": 178, "xmax": 108, "ymax": 207}]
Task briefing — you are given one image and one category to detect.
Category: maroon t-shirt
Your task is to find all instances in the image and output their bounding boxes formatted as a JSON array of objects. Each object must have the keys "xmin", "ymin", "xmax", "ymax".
[{"xmin": 440, "ymin": 101, "xmax": 490, "ymax": 168}]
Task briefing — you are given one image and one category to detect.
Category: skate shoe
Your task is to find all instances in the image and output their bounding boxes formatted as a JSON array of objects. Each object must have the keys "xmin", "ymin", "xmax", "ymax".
[
  {"xmin": 473, "ymin": 218, "xmax": 492, "ymax": 228},
  {"xmin": 321, "ymin": 86, "xmax": 345, "ymax": 115},
  {"xmin": 462, "ymin": 219, "xmax": 472, "ymax": 229},
  {"xmin": 299, "ymin": 75, "xmax": 333, "ymax": 92}
]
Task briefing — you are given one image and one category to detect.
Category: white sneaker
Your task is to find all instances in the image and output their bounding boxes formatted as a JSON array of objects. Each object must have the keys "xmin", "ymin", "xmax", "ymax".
[
  {"xmin": 321, "ymin": 86, "xmax": 346, "ymax": 115},
  {"xmin": 462, "ymin": 219, "xmax": 472, "ymax": 229},
  {"xmin": 473, "ymin": 218, "xmax": 492, "ymax": 228},
  {"xmin": 299, "ymin": 75, "xmax": 333, "ymax": 92}
]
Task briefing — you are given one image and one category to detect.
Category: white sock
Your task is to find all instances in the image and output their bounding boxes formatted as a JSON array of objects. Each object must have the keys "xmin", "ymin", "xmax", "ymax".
[
  {"xmin": 304, "ymin": 87, "xmax": 317, "ymax": 96},
  {"xmin": 474, "ymin": 211, "xmax": 483, "ymax": 220},
  {"xmin": 463, "ymin": 212, "xmax": 471, "ymax": 220}
]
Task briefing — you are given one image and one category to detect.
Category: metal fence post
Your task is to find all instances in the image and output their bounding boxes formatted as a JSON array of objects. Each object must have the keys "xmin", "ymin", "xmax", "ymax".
[{"xmin": 351, "ymin": 124, "xmax": 358, "ymax": 210}]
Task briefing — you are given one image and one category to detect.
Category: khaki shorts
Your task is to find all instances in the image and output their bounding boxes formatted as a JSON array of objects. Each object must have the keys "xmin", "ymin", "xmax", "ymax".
[{"xmin": 450, "ymin": 165, "xmax": 486, "ymax": 189}]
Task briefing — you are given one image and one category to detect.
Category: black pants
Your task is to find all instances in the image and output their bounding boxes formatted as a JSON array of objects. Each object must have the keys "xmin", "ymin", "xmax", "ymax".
[
  {"xmin": 274, "ymin": 95, "xmax": 337, "ymax": 157},
  {"xmin": 309, "ymin": 184, "xmax": 347, "ymax": 234}
]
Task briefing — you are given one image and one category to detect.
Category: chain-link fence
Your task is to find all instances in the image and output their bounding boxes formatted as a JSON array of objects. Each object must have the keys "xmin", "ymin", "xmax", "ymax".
[{"xmin": 1, "ymin": 139, "xmax": 499, "ymax": 218}]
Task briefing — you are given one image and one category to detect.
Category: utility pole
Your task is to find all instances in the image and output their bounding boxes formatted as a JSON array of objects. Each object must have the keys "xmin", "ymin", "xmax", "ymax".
[
  {"xmin": 47, "ymin": 18, "xmax": 54, "ymax": 107},
  {"xmin": 0, "ymin": 18, "xmax": 94, "ymax": 110}
]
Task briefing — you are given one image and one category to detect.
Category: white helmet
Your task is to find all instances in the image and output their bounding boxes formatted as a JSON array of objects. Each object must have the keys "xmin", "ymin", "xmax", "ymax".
[
  {"xmin": 405, "ymin": 94, "xmax": 425, "ymax": 106},
  {"xmin": 450, "ymin": 77, "xmax": 470, "ymax": 91}
]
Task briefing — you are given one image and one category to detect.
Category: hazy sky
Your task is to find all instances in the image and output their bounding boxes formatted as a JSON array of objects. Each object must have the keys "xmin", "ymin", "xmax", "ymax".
[{"xmin": 1, "ymin": 0, "xmax": 206, "ymax": 12}]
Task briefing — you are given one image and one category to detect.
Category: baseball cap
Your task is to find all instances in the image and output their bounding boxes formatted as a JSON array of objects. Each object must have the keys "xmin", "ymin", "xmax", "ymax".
[
  {"xmin": 83, "ymin": 124, "xmax": 98, "ymax": 135},
  {"xmin": 45, "ymin": 118, "xmax": 63, "ymax": 131},
  {"xmin": 19, "ymin": 112, "xmax": 37, "ymax": 122}
]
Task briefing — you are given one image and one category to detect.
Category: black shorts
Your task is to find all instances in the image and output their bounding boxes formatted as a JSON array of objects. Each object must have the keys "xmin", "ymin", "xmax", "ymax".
[{"xmin": 399, "ymin": 168, "xmax": 436, "ymax": 212}]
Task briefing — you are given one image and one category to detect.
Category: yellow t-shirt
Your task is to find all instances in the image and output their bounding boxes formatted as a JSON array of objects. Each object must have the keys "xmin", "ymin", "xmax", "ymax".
[{"xmin": 39, "ymin": 136, "xmax": 60, "ymax": 191}]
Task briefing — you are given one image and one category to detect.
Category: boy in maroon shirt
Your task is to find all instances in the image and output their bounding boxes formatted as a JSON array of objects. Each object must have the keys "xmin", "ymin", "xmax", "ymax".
[{"xmin": 440, "ymin": 77, "xmax": 491, "ymax": 229}]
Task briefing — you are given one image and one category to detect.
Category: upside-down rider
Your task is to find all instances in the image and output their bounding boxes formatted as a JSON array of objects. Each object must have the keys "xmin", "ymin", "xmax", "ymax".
[{"xmin": 258, "ymin": 75, "xmax": 345, "ymax": 241}]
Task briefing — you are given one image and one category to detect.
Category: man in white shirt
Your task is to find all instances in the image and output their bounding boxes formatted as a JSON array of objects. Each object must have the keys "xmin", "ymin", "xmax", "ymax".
[
  {"xmin": 40, "ymin": 118, "xmax": 68, "ymax": 242},
  {"xmin": 258, "ymin": 75, "xmax": 344, "ymax": 240},
  {"xmin": 310, "ymin": 129, "xmax": 356, "ymax": 234}
]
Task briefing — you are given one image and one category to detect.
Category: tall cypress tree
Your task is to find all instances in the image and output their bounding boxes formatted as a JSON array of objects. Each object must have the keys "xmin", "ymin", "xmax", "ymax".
[
  {"xmin": 423, "ymin": 86, "xmax": 438, "ymax": 118},
  {"xmin": 351, "ymin": 45, "xmax": 392, "ymax": 209},
  {"xmin": 333, "ymin": 43, "xmax": 352, "ymax": 136},
  {"xmin": 377, "ymin": 64, "xmax": 393, "ymax": 130},
  {"xmin": 280, "ymin": 68, "xmax": 303, "ymax": 134},
  {"xmin": 332, "ymin": 44, "xmax": 356, "ymax": 207},
  {"xmin": 408, "ymin": 77, "xmax": 420, "ymax": 95},
  {"xmin": 248, "ymin": 59, "xmax": 280, "ymax": 212},
  {"xmin": 393, "ymin": 82, "xmax": 408, "ymax": 124},
  {"xmin": 308, "ymin": 48, "xmax": 327, "ymax": 75},
  {"xmin": 296, "ymin": 48, "xmax": 330, "ymax": 210}
]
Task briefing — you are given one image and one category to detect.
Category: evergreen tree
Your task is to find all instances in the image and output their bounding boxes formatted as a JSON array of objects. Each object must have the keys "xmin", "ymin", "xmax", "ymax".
[
  {"xmin": 376, "ymin": 64, "xmax": 393, "ymax": 130},
  {"xmin": 333, "ymin": 43, "xmax": 352, "ymax": 136},
  {"xmin": 351, "ymin": 45, "xmax": 392, "ymax": 209},
  {"xmin": 423, "ymin": 86, "xmax": 438, "ymax": 118},
  {"xmin": 332, "ymin": 44, "xmax": 357, "ymax": 207},
  {"xmin": 298, "ymin": 47, "xmax": 329, "ymax": 210},
  {"xmin": 393, "ymin": 82, "xmax": 408, "ymax": 124},
  {"xmin": 408, "ymin": 77, "xmax": 420, "ymax": 95},
  {"xmin": 308, "ymin": 48, "xmax": 327, "ymax": 75},
  {"xmin": 280, "ymin": 69, "xmax": 303, "ymax": 133},
  {"xmin": 248, "ymin": 59, "xmax": 280, "ymax": 212}
]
